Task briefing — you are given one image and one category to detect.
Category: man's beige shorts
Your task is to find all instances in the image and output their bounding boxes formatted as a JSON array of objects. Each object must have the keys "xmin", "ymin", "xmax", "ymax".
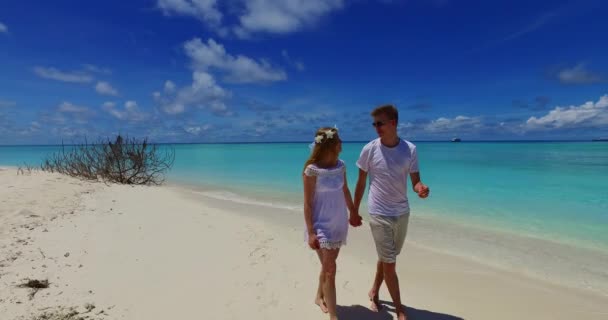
[{"xmin": 369, "ymin": 213, "xmax": 409, "ymax": 264}]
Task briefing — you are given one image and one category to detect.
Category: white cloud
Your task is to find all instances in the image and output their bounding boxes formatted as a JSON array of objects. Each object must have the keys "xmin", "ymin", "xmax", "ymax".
[
  {"xmin": 294, "ymin": 61, "xmax": 306, "ymax": 71},
  {"xmin": 184, "ymin": 38, "xmax": 286, "ymax": 83},
  {"xmin": 235, "ymin": 0, "xmax": 344, "ymax": 37},
  {"xmin": 156, "ymin": 0, "xmax": 344, "ymax": 38},
  {"xmin": 156, "ymin": 37, "xmax": 286, "ymax": 116},
  {"xmin": 185, "ymin": 126, "xmax": 201, "ymax": 135},
  {"xmin": 157, "ymin": 0, "xmax": 225, "ymax": 34},
  {"xmin": 282, "ymin": 49, "xmax": 305, "ymax": 71},
  {"xmin": 56, "ymin": 102, "xmax": 93, "ymax": 125},
  {"xmin": 0, "ymin": 22, "xmax": 7, "ymax": 34},
  {"xmin": 156, "ymin": 71, "xmax": 232, "ymax": 116},
  {"xmin": 102, "ymin": 102, "xmax": 116, "ymax": 109},
  {"xmin": 164, "ymin": 80, "xmax": 176, "ymax": 93},
  {"xmin": 39, "ymin": 112, "xmax": 67, "ymax": 126},
  {"xmin": 95, "ymin": 81, "xmax": 119, "ymax": 96},
  {"xmin": 0, "ymin": 100, "xmax": 16, "ymax": 107},
  {"xmin": 241, "ymin": 108, "xmax": 337, "ymax": 136},
  {"xmin": 125, "ymin": 101, "xmax": 138, "ymax": 110},
  {"xmin": 470, "ymin": 7, "xmax": 565, "ymax": 53},
  {"xmin": 501, "ymin": 11, "xmax": 558, "ymax": 43},
  {"xmin": 184, "ymin": 124, "xmax": 212, "ymax": 135},
  {"xmin": 30, "ymin": 121, "xmax": 41, "ymax": 130},
  {"xmin": 83, "ymin": 64, "xmax": 112, "ymax": 74},
  {"xmin": 103, "ymin": 100, "xmax": 147, "ymax": 121},
  {"xmin": 393, "ymin": 115, "xmax": 525, "ymax": 139},
  {"xmin": 14, "ymin": 121, "xmax": 42, "ymax": 137},
  {"xmin": 424, "ymin": 115, "xmax": 483, "ymax": 133},
  {"xmin": 397, "ymin": 122, "xmax": 414, "ymax": 132},
  {"xmin": 33, "ymin": 66, "xmax": 94, "ymax": 83},
  {"xmin": 525, "ymin": 95, "xmax": 608, "ymax": 130},
  {"xmin": 58, "ymin": 102, "xmax": 90, "ymax": 113},
  {"xmin": 50, "ymin": 126, "xmax": 90, "ymax": 138},
  {"xmin": 557, "ymin": 64, "xmax": 604, "ymax": 85}
]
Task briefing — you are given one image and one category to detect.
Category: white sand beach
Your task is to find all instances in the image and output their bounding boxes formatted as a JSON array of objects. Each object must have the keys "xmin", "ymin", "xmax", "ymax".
[{"xmin": 1, "ymin": 168, "xmax": 608, "ymax": 320}]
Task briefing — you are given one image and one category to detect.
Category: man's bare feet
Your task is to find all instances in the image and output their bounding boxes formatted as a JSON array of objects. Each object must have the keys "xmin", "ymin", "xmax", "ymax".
[
  {"xmin": 315, "ymin": 297, "xmax": 329, "ymax": 313},
  {"xmin": 368, "ymin": 290, "xmax": 381, "ymax": 312}
]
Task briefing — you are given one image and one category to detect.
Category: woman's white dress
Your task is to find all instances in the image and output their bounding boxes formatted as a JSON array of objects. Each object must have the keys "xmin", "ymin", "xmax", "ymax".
[{"xmin": 304, "ymin": 160, "xmax": 348, "ymax": 249}]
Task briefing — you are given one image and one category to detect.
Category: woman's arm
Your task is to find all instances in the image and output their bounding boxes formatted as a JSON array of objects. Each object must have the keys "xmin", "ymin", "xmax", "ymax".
[
  {"xmin": 343, "ymin": 172, "xmax": 355, "ymax": 213},
  {"xmin": 303, "ymin": 173, "xmax": 319, "ymax": 249}
]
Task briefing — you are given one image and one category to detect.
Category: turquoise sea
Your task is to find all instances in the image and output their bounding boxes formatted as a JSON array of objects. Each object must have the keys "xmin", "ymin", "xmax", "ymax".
[{"xmin": 1, "ymin": 141, "xmax": 608, "ymax": 254}]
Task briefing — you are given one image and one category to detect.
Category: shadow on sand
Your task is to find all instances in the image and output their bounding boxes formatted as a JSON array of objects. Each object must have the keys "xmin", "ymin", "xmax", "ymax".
[{"xmin": 336, "ymin": 300, "xmax": 464, "ymax": 320}]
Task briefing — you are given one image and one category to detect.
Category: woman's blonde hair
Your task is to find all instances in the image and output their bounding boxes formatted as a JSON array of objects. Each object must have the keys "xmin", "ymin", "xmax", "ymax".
[{"xmin": 303, "ymin": 127, "xmax": 341, "ymax": 172}]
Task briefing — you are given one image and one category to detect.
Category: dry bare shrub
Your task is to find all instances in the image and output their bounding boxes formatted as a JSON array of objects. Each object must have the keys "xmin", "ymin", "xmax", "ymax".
[{"xmin": 41, "ymin": 135, "xmax": 174, "ymax": 185}]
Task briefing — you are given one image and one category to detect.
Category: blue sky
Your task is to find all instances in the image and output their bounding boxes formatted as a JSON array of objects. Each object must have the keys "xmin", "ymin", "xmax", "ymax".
[{"xmin": 1, "ymin": 0, "xmax": 607, "ymax": 144}]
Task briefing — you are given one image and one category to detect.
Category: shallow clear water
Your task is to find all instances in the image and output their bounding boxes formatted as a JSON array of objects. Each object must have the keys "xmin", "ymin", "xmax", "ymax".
[{"xmin": 2, "ymin": 141, "xmax": 607, "ymax": 252}]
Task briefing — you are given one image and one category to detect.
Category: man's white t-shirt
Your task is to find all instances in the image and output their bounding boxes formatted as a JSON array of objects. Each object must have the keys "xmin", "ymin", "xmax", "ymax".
[{"xmin": 356, "ymin": 138, "xmax": 419, "ymax": 217}]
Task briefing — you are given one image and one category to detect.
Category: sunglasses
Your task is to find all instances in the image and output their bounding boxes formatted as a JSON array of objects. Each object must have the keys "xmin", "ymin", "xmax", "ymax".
[{"xmin": 372, "ymin": 120, "xmax": 393, "ymax": 127}]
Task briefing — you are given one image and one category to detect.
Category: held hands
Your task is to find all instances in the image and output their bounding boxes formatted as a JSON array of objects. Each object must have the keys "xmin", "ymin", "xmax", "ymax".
[
  {"xmin": 349, "ymin": 210, "xmax": 363, "ymax": 227},
  {"xmin": 415, "ymin": 182, "xmax": 430, "ymax": 199}
]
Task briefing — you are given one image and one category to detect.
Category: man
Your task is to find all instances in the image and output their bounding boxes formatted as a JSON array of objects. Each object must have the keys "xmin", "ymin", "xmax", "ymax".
[{"xmin": 352, "ymin": 104, "xmax": 430, "ymax": 320}]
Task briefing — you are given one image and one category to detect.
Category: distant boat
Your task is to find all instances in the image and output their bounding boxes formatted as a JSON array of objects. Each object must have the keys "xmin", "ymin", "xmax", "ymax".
[
  {"xmin": 592, "ymin": 138, "xmax": 608, "ymax": 142},
  {"xmin": 451, "ymin": 138, "xmax": 461, "ymax": 142}
]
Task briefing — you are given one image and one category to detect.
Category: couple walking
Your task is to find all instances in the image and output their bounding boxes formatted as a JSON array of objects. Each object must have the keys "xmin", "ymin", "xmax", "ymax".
[{"xmin": 303, "ymin": 104, "xmax": 430, "ymax": 320}]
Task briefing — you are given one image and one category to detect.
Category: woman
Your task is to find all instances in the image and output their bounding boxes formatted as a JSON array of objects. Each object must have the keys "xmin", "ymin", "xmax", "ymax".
[{"xmin": 302, "ymin": 127, "xmax": 362, "ymax": 320}]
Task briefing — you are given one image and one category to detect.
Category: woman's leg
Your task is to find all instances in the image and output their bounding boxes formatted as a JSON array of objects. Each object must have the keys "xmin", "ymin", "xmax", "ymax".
[
  {"xmin": 315, "ymin": 249, "xmax": 328, "ymax": 313},
  {"xmin": 321, "ymin": 248, "xmax": 340, "ymax": 320}
]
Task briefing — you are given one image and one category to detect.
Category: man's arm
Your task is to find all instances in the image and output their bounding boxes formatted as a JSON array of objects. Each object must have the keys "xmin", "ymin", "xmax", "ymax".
[
  {"xmin": 354, "ymin": 145, "xmax": 370, "ymax": 211},
  {"xmin": 410, "ymin": 172, "xmax": 429, "ymax": 198},
  {"xmin": 408, "ymin": 145, "xmax": 429, "ymax": 198},
  {"xmin": 354, "ymin": 168, "xmax": 368, "ymax": 211},
  {"xmin": 344, "ymin": 172, "xmax": 362, "ymax": 227}
]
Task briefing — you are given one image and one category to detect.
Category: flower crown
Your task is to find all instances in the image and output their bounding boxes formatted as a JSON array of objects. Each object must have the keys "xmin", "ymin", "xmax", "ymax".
[{"xmin": 314, "ymin": 126, "xmax": 339, "ymax": 144}]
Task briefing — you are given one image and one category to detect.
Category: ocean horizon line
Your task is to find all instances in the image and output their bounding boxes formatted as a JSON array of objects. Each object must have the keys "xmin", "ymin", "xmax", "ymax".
[{"xmin": 0, "ymin": 139, "xmax": 600, "ymax": 147}]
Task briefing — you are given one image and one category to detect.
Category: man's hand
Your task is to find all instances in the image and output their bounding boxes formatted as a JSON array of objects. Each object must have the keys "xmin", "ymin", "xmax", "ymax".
[
  {"xmin": 414, "ymin": 182, "xmax": 430, "ymax": 199},
  {"xmin": 308, "ymin": 233, "xmax": 320, "ymax": 250},
  {"xmin": 349, "ymin": 212, "xmax": 363, "ymax": 227}
]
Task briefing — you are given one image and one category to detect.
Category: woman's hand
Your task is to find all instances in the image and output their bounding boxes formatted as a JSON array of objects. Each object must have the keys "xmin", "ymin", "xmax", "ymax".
[{"xmin": 308, "ymin": 232, "xmax": 320, "ymax": 250}]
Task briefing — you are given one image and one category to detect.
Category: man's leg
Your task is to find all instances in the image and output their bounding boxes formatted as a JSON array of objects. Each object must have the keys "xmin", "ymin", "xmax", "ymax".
[
  {"xmin": 368, "ymin": 214, "xmax": 395, "ymax": 312},
  {"xmin": 383, "ymin": 262, "xmax": 406, "ymax": 320},
  {"xmin": 385, "ymin": 214, "xmax": 410, "ymax": 320},
  {"xmin": 368, "ymin": 260, "xmax": 383, "ymax": 311}
]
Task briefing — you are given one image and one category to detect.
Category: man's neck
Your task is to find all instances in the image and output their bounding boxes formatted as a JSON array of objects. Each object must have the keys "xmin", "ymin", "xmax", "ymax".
[{"xmin": 380, "ymin": 134, "xmax": 400, "ymax": 148}]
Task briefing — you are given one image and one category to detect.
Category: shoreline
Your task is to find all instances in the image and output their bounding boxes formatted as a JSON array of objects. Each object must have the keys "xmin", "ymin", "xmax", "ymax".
[
  {"xmin": 1, "ymin": 168, "xmax": 608, "ymax": 320},
  {"xmin": 171, "ymin": 181, "xmax": 608, "ymax": 297},
  {"xmin": 169, "ymin": 175, "xmax": 608, "ymax": 255},
  {"xmin": 3, "ymin": 140, "xmax": 607, "ymax": 255},
  {"xmin": 4, "ymin": 165, "xmax": 608, "ymax": 297}
]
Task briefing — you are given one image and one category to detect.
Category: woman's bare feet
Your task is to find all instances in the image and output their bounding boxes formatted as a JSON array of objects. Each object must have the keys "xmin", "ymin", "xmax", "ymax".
[
  {"xmin": 396, "ymin": 309, "xmax": 407, "ymax": 320},
  {"xmin": 315, "ymin": 297, "xmax": 329, "ymax": 313},
  {"xmin": 368, "ymin": 290, "xmax": 381, "ymax": 312}
]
